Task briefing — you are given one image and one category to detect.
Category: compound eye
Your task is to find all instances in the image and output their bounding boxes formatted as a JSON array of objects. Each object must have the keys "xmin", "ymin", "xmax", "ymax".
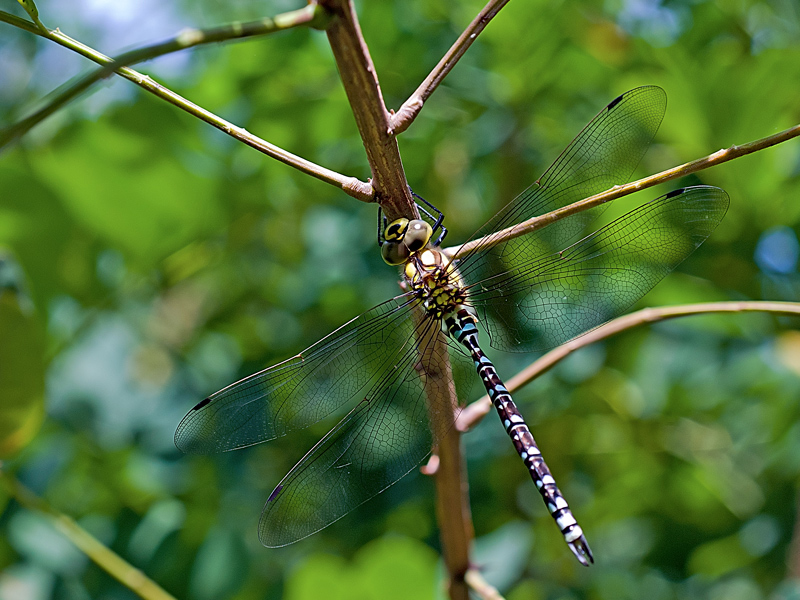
[
  {"xmin": 381, "ymin": 241, "xmax": 410, "ymax": 265},
  {"xmin": 383, "ymin": 218, "xmax": 410, "ymax": 243},
  {"xmin": 403, "ymin": 220, "xmax": 432, "ymax": 253}
]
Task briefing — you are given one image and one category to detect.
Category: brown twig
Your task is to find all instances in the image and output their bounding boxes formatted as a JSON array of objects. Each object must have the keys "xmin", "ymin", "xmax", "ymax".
[
  {"xmin": 449, "ymin": 124, "xmax": 800, "ymax": 257},
  {"xmin": 457, "ymin": 301, "xmax": 800, "ymax": 431},
  {"xmin": 320, "ymin": 0, "xmax": 415, "ymax": 220},
  {"xmin": 390, "ymin": 0, "xmax": 512, "ymax": 135},
  {"xmin": 411, "ymin": 308, "xmax": 473, "ymax": 600},
  {"xmin": 316, "ymin": 4, "xmax": 474, "ymax": 595}
]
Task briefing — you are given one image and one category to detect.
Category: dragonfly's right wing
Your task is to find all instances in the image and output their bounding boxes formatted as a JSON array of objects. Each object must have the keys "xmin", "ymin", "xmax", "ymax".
[
  {"xmin": 466, "ymin": 186, "xmax": 730, "ymax": 352},
  {"xmin": 457, "ymin": 86, "xmax": 667, "ymax": 266},
  {"xmin": 175, "ymin": 293, "xmax": 421, "ymax": 454},
  {"xmin": 257, "ymin": 313, "xmax": 459, "ymax": 547}
]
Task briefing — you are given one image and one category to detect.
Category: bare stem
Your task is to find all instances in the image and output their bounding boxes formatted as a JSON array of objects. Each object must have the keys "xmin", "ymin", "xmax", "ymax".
[
  {"xmin": 320, "ymin": 0, "xmax": 415, "ymax": 219},
  {"xmin": 1, "ymin": 472, "xmax": 177, "ymax": 600},
  {"xmin": 449, "ymin": 123, "xmax": 800, "ymax": 257},
  {"xmin": 16, "ymin": 0, "xmax": 46, "ymax": 32},
  {"xmin": 1, "ymin": 10, "xmax": 38, "ymax": 34},
  {"xmin": 390, "ymin": 0, "xmax": 512, "ymax": 134},
  {"xmin": 0, "ymin": 7, "xmax": 373, "ymax": 201},
  {"xmin": 315, "ymin": 2, "xmax": 473, "ymax": 594},
  {"xmin": 457, "ymin": 301, "xmax": 800, "ymax": 431},
  {"xmin": 411, "ymin": 308, "xmax": 473, "ymax": 600}
]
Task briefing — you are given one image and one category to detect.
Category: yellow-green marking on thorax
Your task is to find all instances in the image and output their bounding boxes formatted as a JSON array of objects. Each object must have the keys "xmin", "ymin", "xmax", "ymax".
[{"xmin": 382, "ymin": 218, "xmax": 467, "ymax": 319}]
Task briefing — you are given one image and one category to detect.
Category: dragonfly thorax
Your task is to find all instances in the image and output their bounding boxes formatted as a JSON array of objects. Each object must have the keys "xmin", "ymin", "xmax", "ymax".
[{"xmin": 404, "ymin": 248, "xmax": 467, "ymax": 319}]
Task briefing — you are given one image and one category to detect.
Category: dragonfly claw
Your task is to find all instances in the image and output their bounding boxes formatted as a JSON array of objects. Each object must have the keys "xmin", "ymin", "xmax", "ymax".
[{"xmin": 568, "ymin": 535, "xmax": 594, "ymax": 566}]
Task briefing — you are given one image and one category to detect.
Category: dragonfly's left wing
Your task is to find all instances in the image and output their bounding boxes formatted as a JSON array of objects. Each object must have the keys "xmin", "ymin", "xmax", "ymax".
[
  {"xmin": 463, "ymin": 186, "xmax": 729, "ymax": 352},
  {"xmin": 175, "ymin": 294, "xmax": 421, "ymax": 454},
  {"xmin": 257, "ymin": 314, "xmax": 460, "ymax": 547}
]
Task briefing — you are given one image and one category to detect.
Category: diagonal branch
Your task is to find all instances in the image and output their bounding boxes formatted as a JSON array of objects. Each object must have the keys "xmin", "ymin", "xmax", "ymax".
[
  {"xmin": 448, "ymin": 123, "xmax": 800, "ymax": 257},
  {"xmin": 390, "ymin": 0, "xmax": 512, "ymax": 135},
  {"xmin": 457, "ymin": 301, "xmax": 800, "ymax": 431},
  {"xmin": 0, "ymin": 7, "xmax": 374, "ymax": 201},
  {"xmin": 1, "ymin": 472, "xmax": 177, "ymax": 600},
  {"xmin": 1, "ymin": 4, "xmax": 331, "ymax": 137}
]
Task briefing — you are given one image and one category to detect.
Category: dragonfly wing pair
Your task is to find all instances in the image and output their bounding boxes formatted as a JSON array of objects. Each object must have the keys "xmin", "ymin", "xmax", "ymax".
[
  {"xmin": 463, "ymin": 186, "xmax": 729, "ymax": 352},
  {"xmin": 175, "ymin": 293, "xmax": 462, "ymax": 546},
  {"xmin": 175, "ymin": 86, "xmax": 728, "ymax": 553}
]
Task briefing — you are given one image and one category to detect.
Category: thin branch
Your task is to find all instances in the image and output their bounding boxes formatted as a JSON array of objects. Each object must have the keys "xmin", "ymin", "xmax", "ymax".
[
  {"xmin": 320, "ymin": 0, "xmax": 415, "ymax": 219},
  {"xmin": 0, "ymin": 7, "xmax": 374, "ymax": 201},
  {"xmin": 1, "ymin": 472, "xmax": 177, "ymax": 600},
  {"xmin": 1, "ymin": 4, "xmax": 331, "ymax": 134},
  {"xmin": 411, "ymin": 308, "xmax": 473, "ymax": 600},
  {"xmin": 390, "ymin": 0, "xmax": 512, "ymax": 135},
  {"xmin": 457, "ymin": 301, "xmax": 800, "ymax": 431},
  {"xmin": 1, "ymin": 9, "xmax": 38, "ymax": 34},
  {"xmin": 448, "ymin": 123, "xmax": 800, "ymax": 257},
  {"xmin": 16, "ymin": 0, "xmax": 46, "ymax": 33},
  {"xmin": 465, "ymin": 569, "xmax": 505, "ymax": 600}
]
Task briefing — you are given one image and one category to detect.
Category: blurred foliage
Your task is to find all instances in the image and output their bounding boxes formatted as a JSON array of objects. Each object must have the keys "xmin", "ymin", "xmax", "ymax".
[
  {"xmin": 0, "ymin": 255, "xmax": 45, "ymax": 458},
  {"xmin": 1, "ymin": 0, "xmax": 800, "ymax": 598}
]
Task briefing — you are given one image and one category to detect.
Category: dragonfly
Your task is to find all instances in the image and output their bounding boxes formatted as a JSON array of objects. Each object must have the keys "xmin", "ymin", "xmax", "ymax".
[{"xmin": 175, "ymin": 86, "xmax": 729, "ymax": 566}]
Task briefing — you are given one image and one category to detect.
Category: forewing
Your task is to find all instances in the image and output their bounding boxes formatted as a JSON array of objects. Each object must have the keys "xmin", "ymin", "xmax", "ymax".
[
  {"xmin": 457, "ymin": 86, "xmax": 667, "ymax": 268},
  {"xmin": 466, "ymin": 186, "xmax": 729, "ymax": 352},
  {"xmin": 258, "ymin": 314, "xmax": 459, "ymax": 546},
  {"xmin": 175, "ymin": 294, "xmax": 420, "ymax": 454}
]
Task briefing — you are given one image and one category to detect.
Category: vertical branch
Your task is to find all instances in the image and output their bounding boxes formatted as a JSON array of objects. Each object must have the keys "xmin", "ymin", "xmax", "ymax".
[
  {"xmin": 413, "ymin": 311, "xmax": 473, "ymax": 600},
  {"xmin": 319, "ymin": 8, "xmax": 476, "ymax": 596},
  {"xmin": 434, "ymin": 429, "xmax": 474, "ymax": 600},
  {"xmin": 319, "ymin": 0, "xmax": 415, "ymax": 220}
]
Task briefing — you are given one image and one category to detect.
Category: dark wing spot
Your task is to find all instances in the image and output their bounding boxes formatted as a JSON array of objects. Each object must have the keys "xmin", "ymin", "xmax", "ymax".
[
  {"xmin": 607, "ymin": 93, "xmax": 624, "ymax": 110},
  {"xmin": 192, "ymin": 397, "xmax": 212, "ymax": 411},
  {"xmin": 267, "ymin": 484, "xmax": 284, "ymax": 502},
  {"xmin": 665, "ymin": 187, "xmax": 686, "ymax": 199}
]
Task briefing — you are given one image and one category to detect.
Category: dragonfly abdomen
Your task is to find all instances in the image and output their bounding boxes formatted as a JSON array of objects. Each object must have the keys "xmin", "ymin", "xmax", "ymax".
[{"xmin": 444, "ymin": 307, "xmax": 594, "ymax": 566}]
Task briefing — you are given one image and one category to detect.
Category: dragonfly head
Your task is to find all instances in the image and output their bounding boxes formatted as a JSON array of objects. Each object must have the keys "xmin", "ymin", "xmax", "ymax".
[{"xmin": 380, "ymin": 218, "xmax": 433, "ymax": 265}]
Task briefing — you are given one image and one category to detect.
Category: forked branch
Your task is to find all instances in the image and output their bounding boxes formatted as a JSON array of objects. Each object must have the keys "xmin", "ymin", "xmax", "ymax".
[
  {"xmin": 319, "ymin": 0, "xmax": 416, "ymax": 219},
  {"xmin": 390, "ymin": 0, "xmax": 512, "ymax": 134}
]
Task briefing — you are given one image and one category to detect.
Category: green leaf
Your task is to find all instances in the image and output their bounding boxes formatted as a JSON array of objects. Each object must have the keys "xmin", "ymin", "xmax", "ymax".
[{"xmin": 32, "ymin": 120, "xmax": 223, "ymax": 265}]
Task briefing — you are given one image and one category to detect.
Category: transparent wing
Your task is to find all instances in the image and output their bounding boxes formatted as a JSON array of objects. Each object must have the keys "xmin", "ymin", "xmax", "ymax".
[
  {"xmin": 258, "ymin": 314, "xmax": 462, "ymax": 547},
  {"xmin": 175, "ymin": 293, "xmax": 421, "ymax": 454},
  {"xmin": 457, "ymin": 86, "xmax": 667, "ymax": 267},
  {"xmin": 465, "ymin": 186, "xmax": 730, "ymax": 352}
]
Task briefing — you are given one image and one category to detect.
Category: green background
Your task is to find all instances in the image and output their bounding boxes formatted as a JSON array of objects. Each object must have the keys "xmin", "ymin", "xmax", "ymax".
[{"xmin": 1, "ymin": 0, "xmax": 800, "ymax": 598}]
